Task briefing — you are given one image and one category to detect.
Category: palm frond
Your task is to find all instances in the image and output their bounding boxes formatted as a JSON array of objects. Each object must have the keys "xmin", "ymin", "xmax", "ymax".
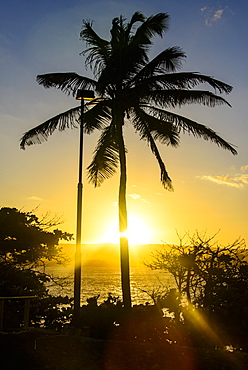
[
  {"xmin": 83, "ymin": 99, "xmax": 112, "ymax": 133},
  {"xmin": 107, "ymin": 15, "xmax": 148, "ymax": 84},
  {"xmin": 143, "ymin": 105, "xmax": 237, "ymax": 155},
  {"xmin": 20, "ymin": 106, "xmax": 80, "ymax": 149},
  {"xmin": 80, "ymin": 21, "xmax": 110, "ymax": 76},
  {"xmin": 133, "ymin": 47, "xmax": 186, "ymax": 82},
  {"xmin": 147, "ymin": 89, "xmax": 231, "ymax": 108},
  {"xmin": 36, "ymin": 73, "xmax": 97, "ymax": 97},
  {"xmin": 126, "ymin": 11, "xmax": 146, "ymax": 35},
  {"xmin": 87, "ymin": 125, "xmax": 119, "ymax": 186},
  {"xmin": 152, "ymin": 72, "xmax": 233, "ymax": 94},
  {"xmin": 115, "ymin": 13, "xmax": 170, "ymax": 79},
  {"xmin": 81, "ymin": 20, "xmax": 109, "ymax": 49},
  {"xmin": 134, "ymin": 13, "xmax": 170, "ymax": 42},
  {"xmin": 143, "ymin": 128, "xmax": 173, "ymax": 190},
  {"xmin": 131, "ymin": 106, "xmax": 179, "ymax": 147}
]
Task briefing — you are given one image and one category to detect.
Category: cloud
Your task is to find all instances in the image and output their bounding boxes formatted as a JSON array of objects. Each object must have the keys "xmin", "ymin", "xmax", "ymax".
[
  {"xmin": 128, "ymin": 193, "xmax": 150, "ymax": 203},
  {"xmin": 200, "ymin": 6, "xmax": 229, "ymax": 26},
  {"xmin": 206, "ymin": 9, "xmax": 224, "ymax": 26},
  {"xmin": 200, "ymin": 165, "xmax": 248, "ymax": 188},
  {"xmin": 241, "ymin": 165, "xmax": 248, "ymax": 172},
  {"xmin": 28, "ymin": 196, "xmax": 44, "ymax": 201},
  {"xmin": 212, "ymin": 9, "xmax": 224, "ymax": 22},
  {"xmin": 128, "ymin": 193, "xmax": 141, "ymax": 200}
]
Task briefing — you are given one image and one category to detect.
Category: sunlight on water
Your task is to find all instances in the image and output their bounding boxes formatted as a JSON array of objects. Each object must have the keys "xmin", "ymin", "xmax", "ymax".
[{"xmin": 46, "ymin": 265, "xmax": 174, "ymax": 305}]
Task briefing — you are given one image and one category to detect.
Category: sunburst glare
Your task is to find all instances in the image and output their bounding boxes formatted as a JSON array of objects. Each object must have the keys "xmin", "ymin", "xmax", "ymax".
[{"xmin": 102, "ymin": 214, "xmax": 152, "ymax": 245}]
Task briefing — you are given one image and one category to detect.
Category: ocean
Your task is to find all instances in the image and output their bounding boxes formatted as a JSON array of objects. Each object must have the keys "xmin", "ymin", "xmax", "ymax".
[
  {"xmin": 45, "ymin": 243, "xmax": 174, "ymax": 305},
  {"xmin": 46, "ymin": 265, "xmax": 174, "ymax": 306}
]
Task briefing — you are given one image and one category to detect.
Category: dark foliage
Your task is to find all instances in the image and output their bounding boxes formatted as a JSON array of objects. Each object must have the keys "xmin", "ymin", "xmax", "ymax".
[
  {"xmin": 68, "ymin": 294, "xmax": 171, "ymax": 343},
  {"xmin": 0, "ymin": 207, "xmax": 73, "ymax": 330},
  {"xmin": 0, "ymin": 207, "xmax": 72, "ymax": 266},
  {"xmin": 146, "ymin": 232, "xmax": 248, "ymax": 350}
]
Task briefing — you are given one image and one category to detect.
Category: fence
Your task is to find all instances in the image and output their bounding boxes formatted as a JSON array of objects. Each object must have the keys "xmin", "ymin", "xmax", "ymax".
[{"xmin": 0, "ymin": 296, "xmax": 37, "ymax": 331}]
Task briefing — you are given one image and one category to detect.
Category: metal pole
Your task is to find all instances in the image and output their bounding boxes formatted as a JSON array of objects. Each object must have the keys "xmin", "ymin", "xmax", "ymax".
[
  {"xmin": 24, "ymin": 298, "xmax": 30, "ymax": 330},
  {"xmin": 74, "ymin": 98, "xmax": 84, "ymax": 323}
]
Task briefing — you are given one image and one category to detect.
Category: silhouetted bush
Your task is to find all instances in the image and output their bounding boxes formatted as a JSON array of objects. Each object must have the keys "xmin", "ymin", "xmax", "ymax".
[
  {"xmin": 146, "ymin": 232, "xmax": 248, "ymax": 350},
  {"xmin": 0, "ymin": 207, "xmax": 73, "ymax": 331}
]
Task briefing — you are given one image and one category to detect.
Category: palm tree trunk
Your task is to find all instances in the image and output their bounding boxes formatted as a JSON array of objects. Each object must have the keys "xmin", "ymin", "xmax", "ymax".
[{"xmin": 118, "ymin": 122, "xmax": 131, "ymax": 309}]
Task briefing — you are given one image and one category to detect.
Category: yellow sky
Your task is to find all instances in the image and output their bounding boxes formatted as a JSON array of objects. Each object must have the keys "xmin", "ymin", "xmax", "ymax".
[{"xmin": 6, "ymin": 119, "xmax": 244, "ymax": 248}]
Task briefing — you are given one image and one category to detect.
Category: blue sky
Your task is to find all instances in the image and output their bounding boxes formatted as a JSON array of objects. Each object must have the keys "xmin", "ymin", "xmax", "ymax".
[{"xmin": 1, "ymin": 0, "xmax": 248, "ymax": 245}]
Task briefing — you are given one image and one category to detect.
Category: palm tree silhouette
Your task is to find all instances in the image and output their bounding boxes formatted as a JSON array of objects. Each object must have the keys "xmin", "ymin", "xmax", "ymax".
[{"xmin": 21, "ymin": 12, "xmax": 237, "ymax": 308}]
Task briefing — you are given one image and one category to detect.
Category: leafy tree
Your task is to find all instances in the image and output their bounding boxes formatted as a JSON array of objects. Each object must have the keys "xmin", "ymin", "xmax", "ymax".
[
  {"xmin": 147, "ymin": 232, "xmax": 247, "ymax": 305},
  {"xmin": 146, "ymin": 232, "xmax": 248, "ymax": 347},
  {"xmin": 0, "ymin": 207, "xmax": 73, "ymax": 297},
  {"xmin": 20, "ymin": 12, "xmax": 236, "ymax": 308}
]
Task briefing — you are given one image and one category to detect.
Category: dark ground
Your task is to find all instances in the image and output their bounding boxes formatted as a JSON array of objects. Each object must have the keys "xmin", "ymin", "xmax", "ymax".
[{"xmin": 0, "ymin": 330, "xmax": 247, "ymax": 370}]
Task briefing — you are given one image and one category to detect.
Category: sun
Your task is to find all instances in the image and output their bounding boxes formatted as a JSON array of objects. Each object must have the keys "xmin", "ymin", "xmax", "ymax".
[{"xmin": 102, "ymin": 214, "xmax": 152, "ymax": 245}]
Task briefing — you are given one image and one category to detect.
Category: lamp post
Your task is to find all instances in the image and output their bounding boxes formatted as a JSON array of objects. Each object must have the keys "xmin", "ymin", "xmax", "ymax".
[{"xmin": 74, "ymin": 89, "xmax": 95, "ymax": 323}]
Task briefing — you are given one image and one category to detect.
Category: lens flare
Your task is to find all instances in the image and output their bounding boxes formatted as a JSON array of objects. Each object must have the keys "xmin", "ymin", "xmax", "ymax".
[{"xmin": 102, "ymin": 214, "xmax": 152, "ymax": 245}]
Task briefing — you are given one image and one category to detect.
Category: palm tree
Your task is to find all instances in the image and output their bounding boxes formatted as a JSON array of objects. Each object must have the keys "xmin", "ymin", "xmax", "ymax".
[{"xmin": 21, "ymin": 12, "xmax": 237, "ymax": 308}]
